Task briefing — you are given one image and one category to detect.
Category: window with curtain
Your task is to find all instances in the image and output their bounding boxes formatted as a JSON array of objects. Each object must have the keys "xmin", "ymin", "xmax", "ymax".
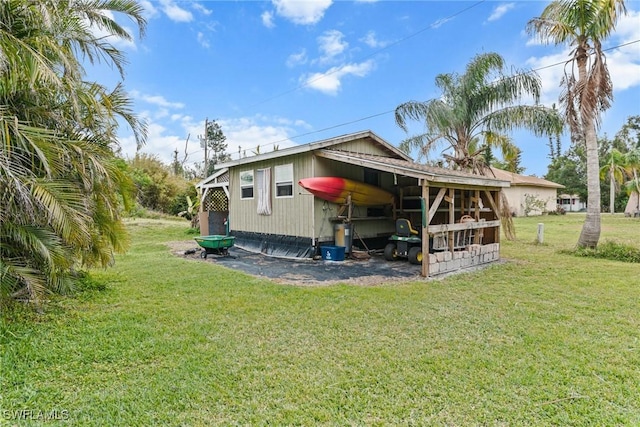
[
  {"xmin": 256, "ymin": 168, "xmax": 272, "ymax": 215},
  {"xmin": 275, "ymin": 164, "xmax": 293, "ymax": 198}
]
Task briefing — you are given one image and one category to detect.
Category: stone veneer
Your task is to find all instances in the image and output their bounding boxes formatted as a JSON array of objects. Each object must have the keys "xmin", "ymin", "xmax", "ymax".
[{"xmin": 428, "ymin": 243, "xmax": 500, "ymax": 276}]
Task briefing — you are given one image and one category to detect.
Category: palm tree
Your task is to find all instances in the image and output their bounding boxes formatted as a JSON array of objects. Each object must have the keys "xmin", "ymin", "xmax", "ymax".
[
  {"xmin": 395, "ymin": 52, "xmax": 563, "ymax": 175},
  {"xmin": 527, "ymin": 0, "xmax": 628, "ymax": 248},
  {"xmin": 395, "ymin": 52, "xmax": 563, "ymax": 239},
  {"xmin": 599, "ymin": 148, "xmax": 630, "ymax": 213},
  {"xmin": 1, "ymin": 0, "xmax": 146, "ymax": 303}
]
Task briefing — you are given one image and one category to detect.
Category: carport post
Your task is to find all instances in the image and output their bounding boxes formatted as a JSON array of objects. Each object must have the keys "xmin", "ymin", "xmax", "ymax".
[{"xmin": 421, "ymin": 179, "xmax": 429, "ymax": 277}]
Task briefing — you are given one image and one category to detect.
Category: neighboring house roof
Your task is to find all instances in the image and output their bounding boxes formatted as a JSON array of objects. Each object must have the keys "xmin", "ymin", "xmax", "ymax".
[
  {"xmin": 489, "ymin": 167, "xmax": 564, "ymax": 189},
  {"xmin": 214, "ymin": 130, "xmax": 411, "ymax": 169},
  {"xmin": 318, "ymin": 150, "xmax": 510, "ymax": 188},
  {"xmin": 558, "ymin": 193, "xmax": 582, "ymax": 199}
]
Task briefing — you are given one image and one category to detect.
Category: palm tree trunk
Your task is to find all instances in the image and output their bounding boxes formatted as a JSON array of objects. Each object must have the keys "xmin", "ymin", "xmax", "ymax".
[
  {"xmin": 578, "ymin": 119, "xmax": 601, "ymax": 247},
  {"xmin": 610, "ymin": 168, "xmax": 615, "ymax": 214}
]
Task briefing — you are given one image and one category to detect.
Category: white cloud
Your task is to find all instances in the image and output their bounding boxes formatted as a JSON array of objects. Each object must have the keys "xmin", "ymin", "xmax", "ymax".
[
  {"xmin": 262, "ymin": 11, "xmax": 275, "ymax": 28},
  {"xmin": 286, "ymin": 49, "xmax": 308, "ymax": 67},
  {"xmin": 302, "ymin": 60, "xmax": 375, "ymax": 95},
  {"xmin": 431, "ymin": 17, "xmax": 453, "ymax": 29},
  {"xmin": 160, "ymin": 0, "xmax": 193, "ymax": 23},
  {"xmin": 360, "ymin": 31, "xmax": 388, "ymax": 49},
  {"xmin": 192, "ymin": 3, "xmax": 213, "ymax": 16},
  {"xmin": 197, "ymin": 32, "xmax": 210, "ymax": 49},
  {"xmin": 219, "ymin": 118, "xmax": 297, "ymax": 158},
  {"xmin": 614, "ymin": 9, "xmax": 640, "ymax": 44},
  {"xmin": 272, "ymin": 0, "xmax": 333, "ymax": 25},
  {"xmin": 317, "ymin": 30, "xmax": 348, "ymax": 62},
  {"xmin": 130, "ymin": 90, "xmax": 185, "ymax": 109},
  {"xmin": 118, "ymin": 108, "xmax": 310, "ymax": 167},
  {"xmin": 139, "ymin": 0, "xmax": 159, "ymax": 20},
  {"xmin": 487, "ymin": 3, "xmax": 515, "ymax": 22}
]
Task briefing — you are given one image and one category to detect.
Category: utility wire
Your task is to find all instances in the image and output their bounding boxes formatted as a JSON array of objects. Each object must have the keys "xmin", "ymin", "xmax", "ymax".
[
  {"xmin": 246, "ymin": 0, "xmax": 488, "ymax": 110},
  {"xmin": 186, "ymin": 38, "xmax": 639, "ymax": 164}
]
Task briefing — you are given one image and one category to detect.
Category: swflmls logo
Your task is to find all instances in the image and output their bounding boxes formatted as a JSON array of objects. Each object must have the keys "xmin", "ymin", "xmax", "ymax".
[{"xmin": 2, "ymin": 409, "xmax": 70, "ymax": 421}]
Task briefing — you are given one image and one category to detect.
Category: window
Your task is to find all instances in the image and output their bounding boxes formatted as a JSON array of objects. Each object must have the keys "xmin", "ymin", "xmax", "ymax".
[
  {"xmin": 275, "ymin": 164, "xmax": 293, "ymax": 198},
  {"xmin": 240, "ymin": 170, "xmax": 254, "ymax": 199}
]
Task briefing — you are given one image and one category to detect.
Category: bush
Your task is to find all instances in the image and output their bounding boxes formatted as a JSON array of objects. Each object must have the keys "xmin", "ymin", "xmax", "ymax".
[
  {"xmin": 562, "ymin": 240, "xmax": 640, "ymax": 263},
  {"xmin": 548, "ymin": 206, "xmax": 566, "ymax": 216}
]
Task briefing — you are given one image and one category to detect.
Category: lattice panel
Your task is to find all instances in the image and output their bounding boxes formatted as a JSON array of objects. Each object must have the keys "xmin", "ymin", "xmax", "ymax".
[{"xmin": 204, "ymin": 189, "xmax": 229, "ymax": 212}]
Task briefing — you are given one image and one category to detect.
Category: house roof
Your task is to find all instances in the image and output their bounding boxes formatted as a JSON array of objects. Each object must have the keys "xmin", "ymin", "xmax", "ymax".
[
  {"xmin": 489, "ymin": 167, "xmax": 564, "ymax": 189},
  {"xmin": 201, "ymin": 130, "xmax": 510, "ymax": 189},
  {"xmin": 317, "ymin": 150, "xmax": 510, "ymax": 188},
  {"xmin": 213, "ymin": 130, "xmax": 411, "ymax": 170},
  {"xmin": 196, "ymin": 167, "xmax": 229, "ymax": 189}
]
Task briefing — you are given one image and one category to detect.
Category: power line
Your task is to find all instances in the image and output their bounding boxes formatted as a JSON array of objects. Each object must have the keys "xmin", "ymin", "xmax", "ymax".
[
  {"xmin": 183, "ymin": 38, "xmax": 639, "ymax": 165},
  {"xmin": 246, "ymin": 1, "xmax": 488, "ymax": 110}
]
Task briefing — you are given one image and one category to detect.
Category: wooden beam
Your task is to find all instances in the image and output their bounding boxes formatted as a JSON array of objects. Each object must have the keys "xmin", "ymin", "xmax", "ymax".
[
  {"xmin": 200, "ymin": 187, "xmax": 208, "ymax": 212},
  {"xmin": 494, "ymin": 190, "xmax": 501, "ymax": 244},
  {"xmin": 483, "ymin": 190, "xmax": 500, "ymax": 218},
  {"xmin": 421, "ymin": 181, "xmax": 429, "ymax": 277},
  {"xmin": 448, "ymin": 188, "xmax": 455, "ymax": 253},
  {"xmin": 426, "ymin": 220, "xmax": 500, "ymax": 234},
  {"xmin": 428, "ymin": 187, "xmax": 447, "ymax": 223}
]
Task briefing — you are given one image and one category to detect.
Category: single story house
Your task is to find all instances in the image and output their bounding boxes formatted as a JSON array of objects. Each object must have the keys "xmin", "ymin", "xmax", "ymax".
[
  {"xmin": 558, "ymin": 193, "xmax": 587, "ymax": 212},
  {"xmin": 197, "ymin": 131, "xmax": 510, "ymax": 277},
  {"xmin": 490, "ymin": 168, "xmax": 564, "ymax": 216}
]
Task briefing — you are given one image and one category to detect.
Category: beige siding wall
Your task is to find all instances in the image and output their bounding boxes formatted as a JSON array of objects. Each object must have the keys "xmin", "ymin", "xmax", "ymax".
[
  {"xmin": 228, "ymin": 153, "xmax": 315, "ymax": 238},
  {"xmin": 229, "ymin": 136, "xmax": 403, "ymax": 243},
  {"xmin": 503, "ymin": 186, "xmax": 558, "ymax": 216},
  {"xmin": 334, "ymin": 138, "xmax": 396, "ymax": 156}
]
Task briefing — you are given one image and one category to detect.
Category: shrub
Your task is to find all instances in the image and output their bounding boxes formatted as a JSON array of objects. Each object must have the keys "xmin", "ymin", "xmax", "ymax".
[{"xmin": 562, "ymin": 240, "xmax": 640, "ymax": 263}]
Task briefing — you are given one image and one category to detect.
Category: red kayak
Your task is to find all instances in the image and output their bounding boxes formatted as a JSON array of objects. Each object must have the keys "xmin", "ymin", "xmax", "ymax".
[{"xmin": 298, "ymin": 177, "xmax": 395, "ymax": 206}]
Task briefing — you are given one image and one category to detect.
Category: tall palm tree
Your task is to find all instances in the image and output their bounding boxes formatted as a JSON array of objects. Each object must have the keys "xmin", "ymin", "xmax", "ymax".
[
  {"xmin": 395, "ymin": 52, "xmax": 563, "ymax": 238},
  {"xmin": 599, "ymin": 148, "xmax": 631, "ymax": 213},
  {"xmin": 1, "ymin": 0, "xmax": 146, "ymax": 303},
  {"xmin": 527, "ymin": 0, "xmax": 627, "ymax": 248},
  {"xmin": 395, "ymin": 52, "xmax": 563, "ymax": 173}
]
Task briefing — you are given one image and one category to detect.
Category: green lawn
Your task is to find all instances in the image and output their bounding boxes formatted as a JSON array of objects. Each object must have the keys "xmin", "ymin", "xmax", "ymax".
[{"xmin": 2, "ymin": 215, "xmax": 639, "ymax": 426}]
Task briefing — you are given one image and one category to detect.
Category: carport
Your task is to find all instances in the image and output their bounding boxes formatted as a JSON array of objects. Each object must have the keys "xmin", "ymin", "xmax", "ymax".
[{"xmin": 316, "ymin": 150, "xmax": 510, "ymax": 277}]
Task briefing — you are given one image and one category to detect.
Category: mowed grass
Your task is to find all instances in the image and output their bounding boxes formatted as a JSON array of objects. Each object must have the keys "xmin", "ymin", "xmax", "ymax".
[{"xmin": 2, "ymin": 215, "xmax": 639, "ymax": 426}]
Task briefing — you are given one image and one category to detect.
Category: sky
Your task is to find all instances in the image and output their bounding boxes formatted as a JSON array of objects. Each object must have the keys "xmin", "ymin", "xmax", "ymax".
[{"xmin": 95, "ymin": 0, "xmax": 640, "ymax": 177}]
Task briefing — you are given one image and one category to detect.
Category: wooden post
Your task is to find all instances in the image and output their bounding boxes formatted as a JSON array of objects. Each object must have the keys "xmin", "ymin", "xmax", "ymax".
[
  {"xmin": 421, "ymin": 180, "xmax": 430, "ymax": 277},
  {"xmin": 448, "ymin": 188, "xmax": 455, "ymax": 253},
  {"xmin": 494, "ymin": 190, "xmax": 501, "ymax": 244}
]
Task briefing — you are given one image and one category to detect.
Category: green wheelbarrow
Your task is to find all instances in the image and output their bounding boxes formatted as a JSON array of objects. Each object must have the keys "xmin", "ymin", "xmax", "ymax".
[{"xmin": 194, "ymin": 235, "xmax": 235, "ymax": 259}]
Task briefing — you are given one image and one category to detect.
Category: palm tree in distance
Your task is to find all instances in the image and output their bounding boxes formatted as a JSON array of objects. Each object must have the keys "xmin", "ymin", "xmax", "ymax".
[
  {"xmin": 527, "ymin": 0, "xmax": 628, "ymax": 248},
  {"xmin": 599, "ymin": 148, "xmax": 631, "ymax": 214},
  {"xmin": 395, "ymin": 52, "xmax": 563, "ymax": 175}
]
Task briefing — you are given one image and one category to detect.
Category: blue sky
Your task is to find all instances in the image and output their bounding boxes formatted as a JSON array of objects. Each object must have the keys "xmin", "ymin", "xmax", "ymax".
[{"xmin": 99, "ymin": 0, "xmax": 640, "ymax": 177}]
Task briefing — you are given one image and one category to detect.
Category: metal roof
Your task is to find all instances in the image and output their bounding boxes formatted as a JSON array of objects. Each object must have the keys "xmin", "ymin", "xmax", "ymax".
[
  {"xmin": 316, "ymin": 150, "xmax": 510, "ymax": 188},
  {"xmin": 213, "ymin": 130, "xmax": 411, "ymax": 169}
]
